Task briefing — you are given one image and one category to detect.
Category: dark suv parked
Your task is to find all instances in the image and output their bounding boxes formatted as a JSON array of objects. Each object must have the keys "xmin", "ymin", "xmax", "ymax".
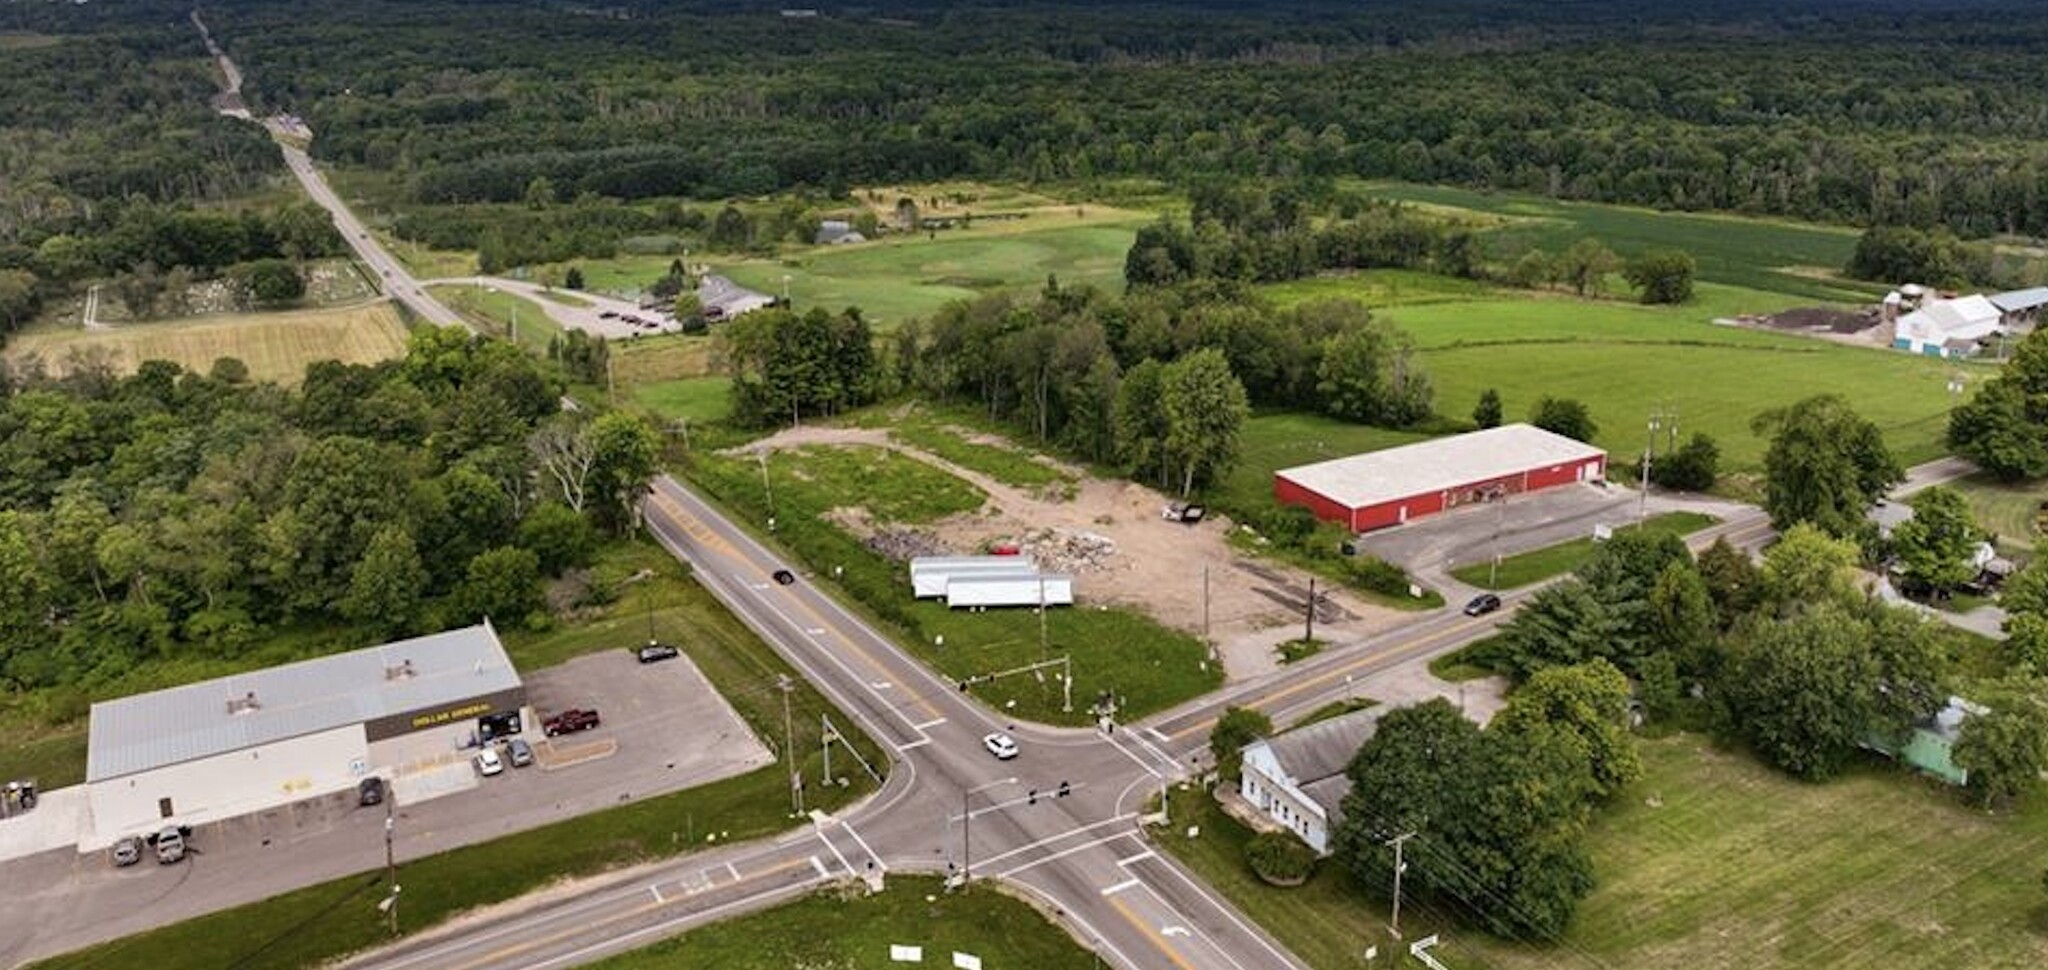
[{"xmin": 358, "ymin": 776, "xmax": 386, "ymax": 807}]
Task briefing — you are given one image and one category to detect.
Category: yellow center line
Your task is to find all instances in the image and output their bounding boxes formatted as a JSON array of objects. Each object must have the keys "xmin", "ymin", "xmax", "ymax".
[{"xmin": 1109, "ymin": 895, "xmax": 1201, "ymax": 970}]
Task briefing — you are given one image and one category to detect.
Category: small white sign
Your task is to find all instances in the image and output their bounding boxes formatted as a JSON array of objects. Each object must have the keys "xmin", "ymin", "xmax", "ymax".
[
  {"xmin": 890, "ymin": 944, "xmax": 923, "ymax": 962},
  {"xmin": 1593, "ymin": 523, "xmax": 1613, "ymax": 542},
  {"xmin": 953, "ymin": 953, "xmax": 983, "ymax": 970}
]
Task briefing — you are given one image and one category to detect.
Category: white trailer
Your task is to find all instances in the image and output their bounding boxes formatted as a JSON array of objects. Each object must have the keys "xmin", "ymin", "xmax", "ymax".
[
  {"xmin": 945, "ymin": 573, "xmax": 1074, "ymax": 609},
  {"xmin": 909, "ymin": 556, "xmax": 1036, "ymax": 598}
]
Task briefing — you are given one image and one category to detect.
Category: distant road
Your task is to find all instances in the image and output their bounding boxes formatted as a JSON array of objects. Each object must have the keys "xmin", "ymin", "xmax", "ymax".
[{"xmin": 190, "ymin": 11, "xmax": 469, "ymax": 332}]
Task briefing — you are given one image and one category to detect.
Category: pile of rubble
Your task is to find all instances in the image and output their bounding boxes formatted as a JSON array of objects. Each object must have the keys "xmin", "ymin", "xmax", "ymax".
[
  {"xmin": 1009, "ymin": 528, "xmax": 1118, "ymax": 573},
  {"xmin": 865, "ymin": 528, "xmax": 950, "ymax": 562}
]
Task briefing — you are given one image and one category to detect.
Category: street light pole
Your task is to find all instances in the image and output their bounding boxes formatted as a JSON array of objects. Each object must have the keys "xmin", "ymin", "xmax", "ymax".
[
  {"xmin": 778, "ymin": 676, "xmax": 801, "ymax": 815},
  {"xmin": 961, "ymin": 778, "xmax": 1013, "ymax": 885},
  {"xmin": 758, "ymin": 451, "xmax": 776, "ymax": 531},
  {"xmin": 383, "ymin": 797, "xmax": 399, "ymax": 936}
]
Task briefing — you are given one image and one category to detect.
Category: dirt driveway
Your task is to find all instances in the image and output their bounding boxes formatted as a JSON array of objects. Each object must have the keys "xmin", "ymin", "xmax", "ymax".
[{"xmin": 731, "ymin": 424, "xmax": 1412, "ymax": 679}]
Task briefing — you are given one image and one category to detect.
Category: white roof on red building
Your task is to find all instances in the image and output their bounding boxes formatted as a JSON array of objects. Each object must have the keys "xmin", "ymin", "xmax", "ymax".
[{"xmin": 1276, "ymin": 423, "xmax": 1605, "ymax": 510}]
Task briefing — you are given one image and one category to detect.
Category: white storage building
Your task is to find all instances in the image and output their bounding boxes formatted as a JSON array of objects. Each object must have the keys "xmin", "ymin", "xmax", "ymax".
[{"xmin": 84, "ymin": 622, "xmax": 525, "ymax": 849}]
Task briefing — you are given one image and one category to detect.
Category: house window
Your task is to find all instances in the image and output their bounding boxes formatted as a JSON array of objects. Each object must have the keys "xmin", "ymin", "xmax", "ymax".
[{"xmin": 158, "ymin": 797, "xmax": 173, "ymax": 818}]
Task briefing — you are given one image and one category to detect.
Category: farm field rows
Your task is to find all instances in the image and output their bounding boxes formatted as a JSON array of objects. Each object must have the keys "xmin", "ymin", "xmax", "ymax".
[{"xmin": 3, "ymin": 303, "xmax": 409, "ymax": 385}]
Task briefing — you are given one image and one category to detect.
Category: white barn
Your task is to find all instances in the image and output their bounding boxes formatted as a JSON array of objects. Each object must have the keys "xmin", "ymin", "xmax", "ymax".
[
  {"xmin": 1892, "ymin": 294, "xmax": 2004, "ymax": 358},
  {"xmin": 1238, "ymin": 708, "xmax": 1378, "ymax": 856},
  {"xmin": 84, "ymin": 623, "xmax": 524, "ymax": 849}
]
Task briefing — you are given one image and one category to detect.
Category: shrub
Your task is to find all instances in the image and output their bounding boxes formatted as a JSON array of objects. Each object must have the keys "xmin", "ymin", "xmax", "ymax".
[
  {"xmin": 1245, "ymin": 830, "xmax": 1317, "ymax": 886},
  {"xmin": 1345, "ymin": 555, "xmax": 1412, "ymax": 598}
]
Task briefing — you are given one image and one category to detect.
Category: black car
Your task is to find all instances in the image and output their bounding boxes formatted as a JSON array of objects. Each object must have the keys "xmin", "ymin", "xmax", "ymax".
[
  {"xmin": 358, "ymin": 776, "xmax": 386, "ymax": 807},
  {"xmin": 636, "ymin": 642, "xmax": 680, "ymax": 663},
  {"xmin": 1463, "ymin": 593, "xmax": 1503, "ymax": 617},
  {"xmin": 772, "ymin": 569, "xmax": 796, "ymax": 586}
]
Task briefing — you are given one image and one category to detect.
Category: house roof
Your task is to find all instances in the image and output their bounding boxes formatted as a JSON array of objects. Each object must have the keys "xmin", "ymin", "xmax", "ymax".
[
  {"xmin": 1896, "ymin": 295, "xmax": 2003, "ymax": 344},
  {"xmin": 1276, "ymin": 424, "xmax": 1605, "ymax": 511},
  {"xmin": 1991, "ymin": 287, "xmax": 2048, "ymax": 313},
  {"xmin": 1252, "ymin": 708, "xmax": 1379, "ymax": 791},
  {"xmin": 1299, "ymin": 775, "xmax": 1354, "ymax": 815},
  {"xmin": 87, "ymin": 623, "xmax": 519, "ymax": 783}
]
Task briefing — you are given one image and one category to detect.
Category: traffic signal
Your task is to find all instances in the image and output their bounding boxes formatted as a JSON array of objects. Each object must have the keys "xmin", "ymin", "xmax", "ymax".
[
  {"xmin": 1057, "ymin": 780, "xmax": 1071, "ymax": 798},
  {"xmin": 1028, "ymin": 789, "xmax": 1037, "ymax": 805}
]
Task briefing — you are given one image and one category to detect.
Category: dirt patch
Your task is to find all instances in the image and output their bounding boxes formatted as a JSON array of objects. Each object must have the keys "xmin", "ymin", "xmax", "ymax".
[
  {"xmin": 731, "ymin": 424, "xmax": 1409, "ymax": 679},
  {"xmin": 1716, "ymin": 304, "xmax": 1890, "ymax": 349}
]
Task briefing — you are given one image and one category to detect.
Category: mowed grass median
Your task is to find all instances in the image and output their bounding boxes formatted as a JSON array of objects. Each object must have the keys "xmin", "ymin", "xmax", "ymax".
[
  {"xmin": 1450, "ymin": 511, "xmax": 1720, "ymax": 589},
  {"xmin": 684, "ymin": 444, "xmax": 1219, "ymax": 725}
]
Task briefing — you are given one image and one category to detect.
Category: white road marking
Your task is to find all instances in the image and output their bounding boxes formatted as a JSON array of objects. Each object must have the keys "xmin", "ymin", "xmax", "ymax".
[
  {"xmin": 726, "ymin": 861, "xmax": 741, "ymax": 881},
  {"xmin": 895, "ymin": 738, "xmax": 932, "ymax": 751},
  {"xmin": 1099, "ymin": 729, "xmax": 1163, "ymax": 779},
  {"xmin": 1100, "ymin": 878, "xmax": 1140, "ymax": 896},
  {"xmin": 816, "ymin": 827, "xmax": 857, "ymax": 878},
  {"xmin": 912, "ymin": 717, "xmax": 948, "ymax": 730},
  {"xmin": 967, "ymin": 814, "xmax": 1138, "ymax": 869},
  {"xmin": 840, "ymin": 821, "xmax": 887, "ymax": 872},
  {"xmin": 1145, "ymin": 727, "xmax": 1172, "ymax": 744},
  {"xmin": 1117, "ymin": 849, "xmax": 1156, "ymax": 867},
  {"xmin": 870, "ymin": 680, "xmax": 893, "ymax": 689},
  {"xmin": 809, "ymin": 854, "xmax": 830, "ymax": 878},
  {"xmin": 1162, "ymin": 925, "xmax": 1192, "ymax": 937},
  {"xmin": 648, "ymin": 884, "xmax": 664, "ymax": 904}
]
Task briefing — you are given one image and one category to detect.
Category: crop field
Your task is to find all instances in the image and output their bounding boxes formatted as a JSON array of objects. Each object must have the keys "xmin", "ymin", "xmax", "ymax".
[
  {"xmin": 4, "ymin": 303, "xmax": 409, "ymax": 385},
  {"xmin": 584, "ymin": 876, "xmax": 1097, "ymax": 970},
  {"xmin": 1358, "ymin": 181, "xmax": 1880, "ymax": 302}
]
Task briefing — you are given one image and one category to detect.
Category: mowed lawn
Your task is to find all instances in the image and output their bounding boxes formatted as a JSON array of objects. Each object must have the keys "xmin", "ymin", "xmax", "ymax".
[
  {"xmin": 1377, "ymin": 294, "xmax": 1968, "ymax": 471},
  {"xmin": 1357, "ymin": 181, "xmax": 1879, "ymax": 302},
  {"xmin": 721, "ymin": 217, "xmax": 1146, "ymax": 327},
  {"xmin": 1469, "ymin": 736, "xmax": 2048, "ymax": 970},
  {"xmin": 1948, "ymin": 473, "xmax": 2048, "ymax": 551},
  {"xmin": 4, "ymin": 303, "xmax": 409, "ymax": 384},
  {"xmin": 1219, "ymin": 411, "xmax": 1431, "ymax": 513},
  {"xmin": 584, "ymin": 877, "xmax": 1098, "ymax": 970}
]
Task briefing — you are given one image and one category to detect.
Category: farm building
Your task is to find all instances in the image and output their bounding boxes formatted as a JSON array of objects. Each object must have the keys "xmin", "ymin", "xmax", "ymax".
[
  {"xmin": 84, "ymin": 622, "xmax": 525, "ymax": 849},
  {"xmin": 1239, "ymin": 708, "xmax": 1379, "ymax": 856},
  {"xmin": 1274, "ymin": 423, "xmax": 1607, "ymax": 532},
  {"xmin": 1892, "ymin": 294, "xmax": 2004, "ymax": 357},
  {"xmin": 1991, "ymin": 287, "xmax": 2048, "ymax": 328}
]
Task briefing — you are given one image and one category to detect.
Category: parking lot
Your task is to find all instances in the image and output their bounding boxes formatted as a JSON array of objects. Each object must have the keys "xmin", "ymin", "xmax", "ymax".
[
  {"xmin": 0, "ymin": 649, "xmax": 772, "ymax": 968},
  {"xmin": 1356, "ymin": 482, "xmax": 1635, "ymax": 580}
]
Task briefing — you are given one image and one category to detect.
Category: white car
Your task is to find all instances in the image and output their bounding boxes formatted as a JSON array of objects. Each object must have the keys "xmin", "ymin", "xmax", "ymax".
[
  {"xmin": 475, "ymin": 747, "xmax": 505, "ymax": 776},
  {"xmin": 982, "ymin": 732, "xmax": 1019, "ymax": 760}
]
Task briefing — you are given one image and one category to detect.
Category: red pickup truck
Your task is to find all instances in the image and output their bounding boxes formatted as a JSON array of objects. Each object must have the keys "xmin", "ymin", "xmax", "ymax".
[{"xmin": 543, "ymin": 708, "xmax": 601, "ymax": 737}]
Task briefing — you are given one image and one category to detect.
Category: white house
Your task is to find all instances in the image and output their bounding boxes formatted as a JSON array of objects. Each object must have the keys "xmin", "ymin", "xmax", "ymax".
[
  {"xmin": 1892, "ymin": 294, "xmax": 2004, "ymax": 358},
  {"xmin": 1238, "ymin": 708, "xmax": 1378, "ymax": 856}
]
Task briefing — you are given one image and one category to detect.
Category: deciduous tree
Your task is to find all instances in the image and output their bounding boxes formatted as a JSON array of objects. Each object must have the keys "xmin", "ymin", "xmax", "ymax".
[{"xmin": 1754, "ymin": 394, "xmax": 1902, "ymax": 537}]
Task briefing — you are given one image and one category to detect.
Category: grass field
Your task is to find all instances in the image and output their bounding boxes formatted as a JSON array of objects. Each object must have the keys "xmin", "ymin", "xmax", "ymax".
[
  {"xmin": 1370, "ymin": 294, "xmax": 1971, "ymax": 472},
  {"xmin": 632, "ymin": 376, "xmax": 734, "ymax": 425},
  {"xmin": 685, "ymin": 446, "xmax": 1219, "ymax": 725},
  {"xmin": 428, "ymin": 284, "xmax": 562, "ymax": 353},
  {"xmin": 4, "ymin": 303, "xmax": 409, "ymax": 385},
  {"xmin": 1262, "ymin": 268, "xmax": 1500, "ymax": 309},
  {"xmin": 585, "ymin": 877, "xmax": 1097, "ymax": 970},
  {"xmin": 1162, "ymin": 735, "xmax": 2048, "ymax": 970},
  {"xmin": 1218, "ymin": 411, "xmax": 1432, "ymax": 514},
  {"xmin": 1948, "ymin": 473, "xmax": 2046, "ymax": 553},
  {"xmin": 1357, "ymin": 181, "xmax": 1880, "ymax": 302},
  {"xmin": 1449, "ymin": 511, "xmax": 1720, "ymax": 589},
  {"xmin": 30, "ymin": 541, "xmax": 886, "ymax": 970},
  {"xmin": 847, "ymin": 407, "xmax": 1076, "ymax": 490}
]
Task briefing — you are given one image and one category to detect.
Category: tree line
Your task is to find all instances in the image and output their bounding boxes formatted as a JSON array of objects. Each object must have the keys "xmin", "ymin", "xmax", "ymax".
[{"xmin": 0, "ymin": 328, "xmax": 660, "ymax": 698}]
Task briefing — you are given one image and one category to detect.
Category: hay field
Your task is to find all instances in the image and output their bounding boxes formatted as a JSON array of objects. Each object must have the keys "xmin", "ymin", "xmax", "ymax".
[{"xmin": 6, "ymin": 302, "xmax": 409, "ymax": 385}]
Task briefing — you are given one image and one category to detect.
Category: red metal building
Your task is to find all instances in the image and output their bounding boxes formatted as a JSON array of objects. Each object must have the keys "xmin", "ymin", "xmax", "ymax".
[{"xmin": 1274, "ymin": 423, "xmax": 1607, "ymax": 532}]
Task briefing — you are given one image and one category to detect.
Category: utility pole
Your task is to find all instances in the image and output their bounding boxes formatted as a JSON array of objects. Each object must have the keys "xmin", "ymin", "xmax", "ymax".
[
  {"xmin": 778, "ymin": 676, "xmax": 800, "ymax": 815},
  {"xmin": 1639, "ymin": 410, "xmax": 1660, "ymax": 522},
  {"xmin": 1038, "ymin": 575, "xmax": 1049, "ymax": 659},
  {"xmin": 1304, "ymin": 577, "xmax": 1318, "ymax": 644},
  {"xmin": 820, "ymin": 713, "xmax": 832, "ymax": 785},
  {"xmin": 758, "ymin": 451, "xmax": 777, "ymax": 531},
  {"xmin": 383, "ymin": 797, "xmax": 399, "ymax": 936},
  {"xmin": 961, "ymin": 778, "xmax": 1011, "ymax": 885},
  {"xmin": 1489, "ymin": 489, "xmax": 1505, "ymax": 588},
  {"xmin": 1202, "ymin": 565, "xmax": 1213, "ymax": 662},
  {"xmin": 1062, "ymin": 654, "xmax": 1073, "ymax": 713},
  {"xmin": 1387, "ymin": 831, "xmax": 1416, "ymax": 938}
]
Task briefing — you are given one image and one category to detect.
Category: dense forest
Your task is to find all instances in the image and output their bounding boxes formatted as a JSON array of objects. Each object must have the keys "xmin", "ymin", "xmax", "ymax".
[
  {"xmin": 120, "ymin": 0, "xmax": 2048, "ymax": 243},
  {"xmin": 0, "ymin": 330, "xmax": 660, "ymax": 698}
]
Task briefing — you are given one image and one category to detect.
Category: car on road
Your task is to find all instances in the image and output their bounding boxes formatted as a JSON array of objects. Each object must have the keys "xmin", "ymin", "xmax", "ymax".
[
  {"xmin": 358, "ymin": 776, "xmax": 385, "ymax": 807},
  {"xmin": 636, "ymin": 642, "xmax": 680, "ymax": 663},
  {"xmin": 1463, "ymin": 593, "xmax": 1503, "ymax": 617},
  {"xmin": 982, "ymin": 732, "xmax": 1019, "ymax": 760},
  {"xmin": 154, "ymin": 827, "xmax": 187, "ymax": 865},
  {"xmin": 544, "ymin": 708, "xmax": 602, "ymax": 737},
  {"xmin": 475, "ymin": 747, "xmax": 505, "ymax": 776},
  {"xmin": 772, "ymin": 569, "xmax": 796, "ymax": 586},
  {"xmin": 112, "ymin": 837, "xmax": 142, "ymax": 868},
  {"xmin": 599, "ymin": 311, "xmax": 619, "ymax": 319},
  {"xmin": 506, "ymin": 738, "xmax": 535, "ymax": 768}
]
